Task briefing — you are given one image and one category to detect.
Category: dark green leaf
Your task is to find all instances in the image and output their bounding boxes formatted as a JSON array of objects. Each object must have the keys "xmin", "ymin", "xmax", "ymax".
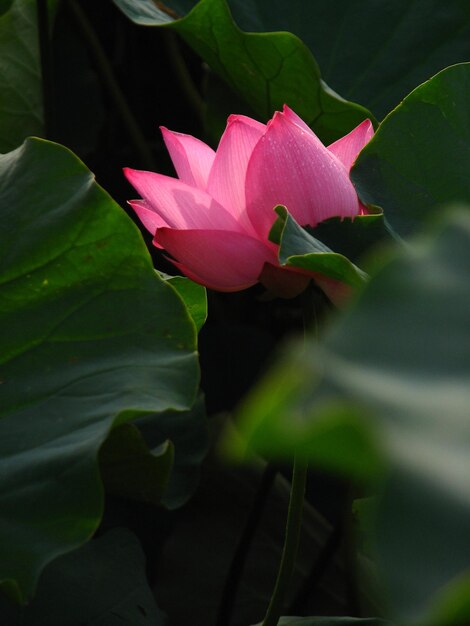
[
  {"xmin": 150, "ymin": 0, "xmax": 470, "ymax": 122},
  {"xmin": 112, "ymin": 0, "xmax": 373, "ymax": 143},
  {"xmin": 0, "ymin": 138, "xmax": 199, "ymax": 602},
  {"xmin": 220, "ymin": 0, "xmax": 470, "ymax": 121},
  {"xmin": 174, "ymin": 0, "xmax": 372, "ymax": 142},
  {"xmin": 0, "ymin": 0, "xmax": 14, "ymax": 15},
  {"xmin": 352, "ymin": 63, "xmax": 470, "ymax": 237},
  {"xmin": 271, "ymin": 206, "xmax": 368, "ymax": 289},
  {"xmin": 22, "ymin": 529, "xmax": 166, "ymax": 625},
  {"xmin": 136, "ymin": 394, "xmax": 208, "ymax": 510},
  {"xmin": 99, "ymin": 396, "xmax": 209, "ymax": 510},
  {"xmin": 99, "ymin": 424, "xmax": 174, "ymax": 505},
  {"xmin": 311, "ymin": 210, "xmax": 396, "ymax": 264},
  {"xmin": 113, "ymin": 0, "xmax": 470, "ymax": 131},
  {"xmin": 0, "ymin": 0, "xmax": 44, "ymax": 151}
]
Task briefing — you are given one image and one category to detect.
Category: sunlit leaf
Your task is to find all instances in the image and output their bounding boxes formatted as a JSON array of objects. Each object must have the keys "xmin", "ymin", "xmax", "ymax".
[{"xmin": 0, "ymin": 138, "xmax": 199, "ymax": 602}]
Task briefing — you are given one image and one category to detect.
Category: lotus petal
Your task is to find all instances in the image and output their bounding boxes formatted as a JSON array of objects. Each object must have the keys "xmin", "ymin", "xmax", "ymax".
[
  {"xmin": 123, "ymin": 168, "xmax": 242, "ymax": 231},
  {"xmin": 161, "ymin": 127, "xmax": 215, "ymax": 189},
  {"xmin": 245, "ymin": 110, "xmax": 360, "ymax": 238},
  {"xmin": 155, "ymin": 228, "xmax": 278, "ymax": 291},
  {"xmin": 328, "ymin": 119, "xmax": 374, "ymax": 171},
  {"xmin": 207, "ymin": 115, "xmax": 265, "ymax": 232}
]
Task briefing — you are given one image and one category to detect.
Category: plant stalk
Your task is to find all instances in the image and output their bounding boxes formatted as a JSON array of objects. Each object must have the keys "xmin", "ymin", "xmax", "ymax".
[{"xmin": 262, "ymin": 456, "xmax": 307, "ymax": 626}]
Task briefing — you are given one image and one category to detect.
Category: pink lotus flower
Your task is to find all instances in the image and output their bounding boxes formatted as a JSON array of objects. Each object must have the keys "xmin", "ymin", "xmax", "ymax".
[{"xmin": 124, "ymin": 106, "xmax": 373, "ymax": 298}]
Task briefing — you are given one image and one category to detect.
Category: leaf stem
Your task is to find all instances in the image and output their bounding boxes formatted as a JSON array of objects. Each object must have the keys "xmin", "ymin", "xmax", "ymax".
[
  {"xmin": 262, "ymin": 456, "xmax": 307, "ymax": 626},
  {"xmin": 66, "ymin": 0, "xmax": 157, "ymax": 170}
]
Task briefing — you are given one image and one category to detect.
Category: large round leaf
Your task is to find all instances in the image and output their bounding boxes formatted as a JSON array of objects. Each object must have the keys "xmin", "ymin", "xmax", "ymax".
[
  {"xmin": 0, "ymin": 138, "xmax": 199, "ymax": 602},
  {"xmin": 112, "ymin": 0, "xmax": 372, "ymax": 143},
  {"xmin": 114, "ymin": 0, "xmax": 470, "ymax": 122},
  {"xmin": 352, "ymin": 63, "xmax": 470, "ymax": 237},
  {"xmin": 223, "ymin": 0, "xmax": 470, "ymax": 120}
]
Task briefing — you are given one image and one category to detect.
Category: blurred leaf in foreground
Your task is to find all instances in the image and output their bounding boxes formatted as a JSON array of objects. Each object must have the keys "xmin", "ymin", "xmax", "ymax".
[{"xmin": 231, "ymin": 208, "xmax": 470, "ymax": 625}]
